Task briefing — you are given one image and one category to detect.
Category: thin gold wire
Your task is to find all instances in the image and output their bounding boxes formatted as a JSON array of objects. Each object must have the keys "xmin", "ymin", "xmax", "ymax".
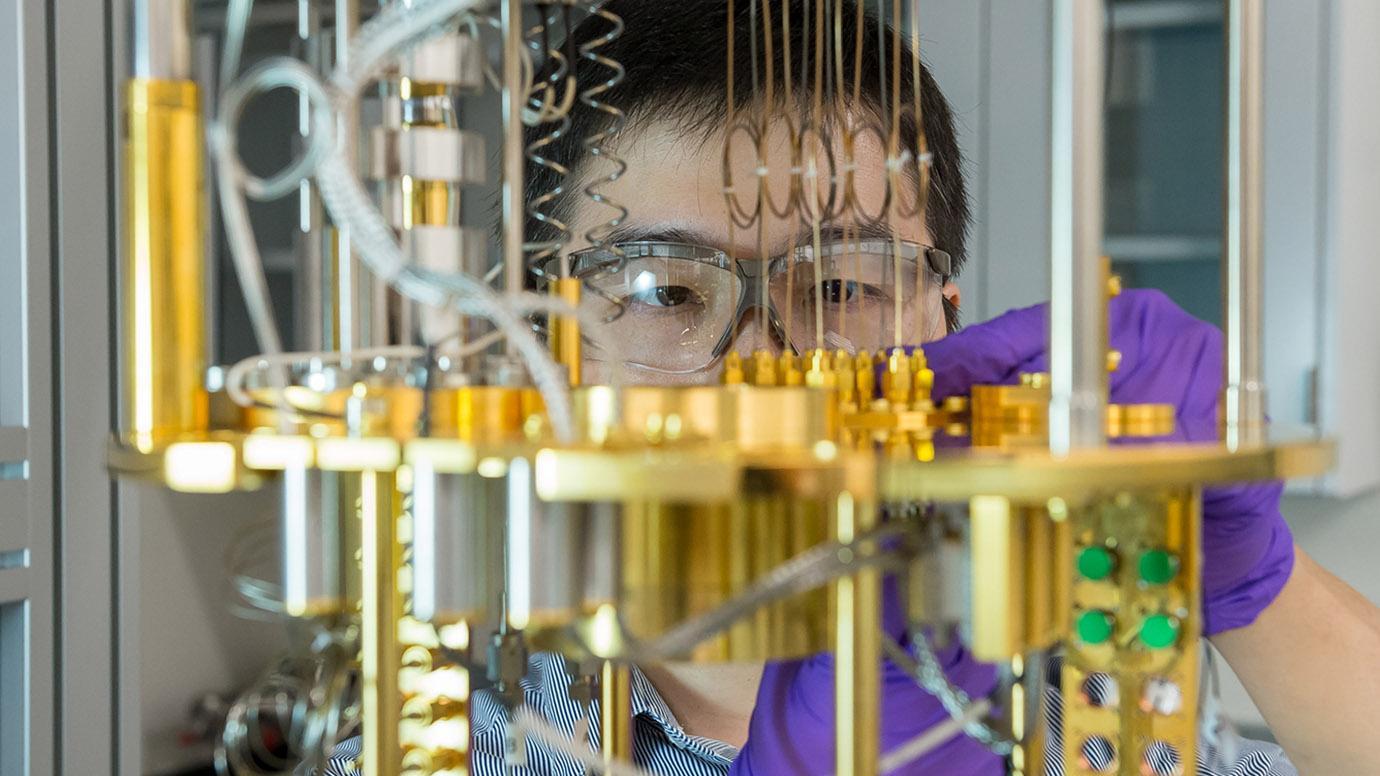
[
  {"xmin": 889, "ymin": 0, "xmax": 905, "ymax": 347},
  {"xmin": 811, "ymin": 0, "xmax": 827, "ymax": 347}
]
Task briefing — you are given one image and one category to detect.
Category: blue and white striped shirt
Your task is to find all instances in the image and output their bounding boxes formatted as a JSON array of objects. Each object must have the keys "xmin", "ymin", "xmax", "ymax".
[{"xmin": 321, "ymin": 652, "xmax": 1293, "ymax": 775}]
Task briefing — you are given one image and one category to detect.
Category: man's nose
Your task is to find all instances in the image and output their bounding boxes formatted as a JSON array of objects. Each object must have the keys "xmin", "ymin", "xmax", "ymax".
[{"xmin": 731, "ymin": 307, "xmax": 784, "ymax": 357}]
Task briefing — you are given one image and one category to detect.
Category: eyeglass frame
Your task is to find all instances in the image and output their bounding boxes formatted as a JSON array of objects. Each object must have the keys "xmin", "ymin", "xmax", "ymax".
[{"xmin": 544, "ymin": 239, "xmax": 953, "ymax": 370}]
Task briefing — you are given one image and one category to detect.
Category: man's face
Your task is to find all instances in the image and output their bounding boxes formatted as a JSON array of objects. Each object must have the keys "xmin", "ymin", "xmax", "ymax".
[{"xmin": 562, "ymin": 117, "xmax": 958, "ymax": 386}]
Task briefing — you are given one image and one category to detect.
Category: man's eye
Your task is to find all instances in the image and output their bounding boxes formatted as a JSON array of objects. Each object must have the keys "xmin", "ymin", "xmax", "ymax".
[
  {"xmin": 818, "ymin": 280, "xmax": 860, "ymax": 304},
  {"xmin": 629, "ymin": 285, "xmax": 697, "ymax": 308}
]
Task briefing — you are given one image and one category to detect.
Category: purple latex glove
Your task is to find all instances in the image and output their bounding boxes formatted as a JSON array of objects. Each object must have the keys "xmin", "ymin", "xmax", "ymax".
[
  {"xmin": 919, "ymin": 288, "xmax": 1294, "ymax": 635},
  {"xmin": 729, "ymin": 578, "xmax": 1003, "ymax": 776}
]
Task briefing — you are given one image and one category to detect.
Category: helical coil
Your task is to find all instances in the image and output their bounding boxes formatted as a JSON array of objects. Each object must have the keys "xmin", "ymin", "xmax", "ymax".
[
  {"xmin": 522, "ymin": 2, "xmax": 578, "ymax": 277},
  {"xmin": 574, "ymin": 3, "xmax": 628, "ymax": 259}
]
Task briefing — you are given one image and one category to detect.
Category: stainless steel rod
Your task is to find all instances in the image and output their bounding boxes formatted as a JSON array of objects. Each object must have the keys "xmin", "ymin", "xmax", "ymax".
[
  {"xmin": 1223, "ymin": 0, "xmax": 1266, "ymax": 448},
  {"xmin": 335, "ymin": 0, "xmax": 371, "ymax": 352},
  {"xmin": 501, "ymin": 0, "xmax": 527, "ymax": 354},
  {"xmin": 1048, "ymin": 0, "xmax": 1107, "ymax": 455},
  {"xmin": 132, "ymin": 0, "xmax": 192, "ymax": 79}
]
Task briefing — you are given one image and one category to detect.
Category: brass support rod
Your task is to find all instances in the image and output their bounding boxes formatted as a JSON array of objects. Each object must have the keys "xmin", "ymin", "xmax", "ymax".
[
  {"xmin": 1223, "ymin": 0, "xmax": 1266, "ymax": 448},
  {"xmin": 834, "ymin": 492, "xmax": 879, "ymax": 776},
  {"xmin": 1048, "ymin": 0, "xmax": 1107, "ymax": 454},
  {"xmin": 600, "ymin": 661, "xmax": 634, "ymax": 764},
  {"xmin": 361, "ymin": 471, "xmax": 402, "ymax": 776}
]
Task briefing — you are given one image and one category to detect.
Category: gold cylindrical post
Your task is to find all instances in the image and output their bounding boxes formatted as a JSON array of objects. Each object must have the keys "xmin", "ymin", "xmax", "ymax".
[
  {"xmin": 361, "ymin": 471, "xmax": 402, "ymax": 776},
  {"xmin": 550, "ymin": 278, "xmax": 583, "ymax": 386},
  {"xmin": 600, "ymin": 661, "xmax": 633, "ymax": 763},
  {"xmin": 834, "ymin": 492, "xmax": 879, "ymax": 776},
  {"xmin": 970, "ymin": 495, "xmax": 1023, "ymax": 662},
  {"xmin": 123, "ymin": 78, "xmax": 208, "ymax": 452}
]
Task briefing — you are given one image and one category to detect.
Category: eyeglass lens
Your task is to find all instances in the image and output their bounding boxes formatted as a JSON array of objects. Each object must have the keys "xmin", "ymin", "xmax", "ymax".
[{"xmin": 574, "ymin": 242, "xmax": 942, "ymax": 373}]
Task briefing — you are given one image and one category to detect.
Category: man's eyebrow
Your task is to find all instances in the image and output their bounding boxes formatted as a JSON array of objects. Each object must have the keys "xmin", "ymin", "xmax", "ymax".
[
  {"xmin": 603, "ymin": 224, "xmax": 716, "ymax": 246},
  {"xmin": 600, "ymin": 220, "xmax": 905, "ymax": 254},
  {"xmin": 790, "ymin": 221, "xmax": 900, "ymax": 246}
]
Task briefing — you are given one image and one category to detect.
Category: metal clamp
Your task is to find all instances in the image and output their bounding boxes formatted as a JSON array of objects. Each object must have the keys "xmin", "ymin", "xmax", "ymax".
[
  {"xmin": 399, "ymin": 32, "xmax": 484, "ymax": 90},
  {"xmin": 370, "ymin": 126, "xmax": 487, "ymax": 183}
]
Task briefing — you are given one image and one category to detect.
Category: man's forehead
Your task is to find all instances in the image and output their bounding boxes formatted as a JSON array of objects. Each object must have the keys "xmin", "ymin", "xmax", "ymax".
[{"xmin": 582, "ymin": 118, "xmax": 928, "ymax": 256}]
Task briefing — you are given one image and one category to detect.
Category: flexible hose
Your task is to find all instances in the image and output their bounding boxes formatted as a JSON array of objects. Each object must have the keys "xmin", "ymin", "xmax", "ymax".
[{"xmin": 214, "ymin": 0, "xmax": 617, "ymax": 441}]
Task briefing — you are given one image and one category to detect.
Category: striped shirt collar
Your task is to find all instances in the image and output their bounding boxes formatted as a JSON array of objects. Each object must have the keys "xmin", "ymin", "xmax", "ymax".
[{"xmin": 626, "ymin": 662, "xmax": 739, "ymax": 765}]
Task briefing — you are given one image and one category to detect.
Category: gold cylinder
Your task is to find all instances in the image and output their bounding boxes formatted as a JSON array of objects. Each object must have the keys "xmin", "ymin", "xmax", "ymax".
[
  {"xmin": 599, "ymin": 661, "xmax": 633, "ymax": 764},
  {"xmin": 123, "ymin": 79, "xmax": 207, "ymax": 452},
  {"xmin": 549, "ymin": 278, "xmax": 582, "ymax": 386},
  {"xmin": 834, "ymin": 492, "xmax": 879, "ymax": 776}
]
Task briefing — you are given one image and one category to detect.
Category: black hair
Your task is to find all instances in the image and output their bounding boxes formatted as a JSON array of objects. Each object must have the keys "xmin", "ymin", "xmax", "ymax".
[{"xmin": 524, "ymin": 0, "xmax": 970, "ymax": 330}]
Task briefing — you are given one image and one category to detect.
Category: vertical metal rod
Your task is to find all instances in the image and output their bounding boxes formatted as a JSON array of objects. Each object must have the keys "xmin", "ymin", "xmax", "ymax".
[
  {"xmin": 834, "ymin": 492, "xmax": 879, "ymax": 776},
  {"xmin": 132, "ymin": 0, "xmax": 191, "ymax": 79},
  {"xmin": 1048, "ymin": 0, "xmax": 1107, "ymax": 455},
  {"xmin": 335, "ymin": 0, "xmax": 367, "ymax": 352},
  {"xmin": 501, "ymin": 0, "xmax": 527, "ymax": 355},
  {"xmin": 1223, "ymin": 0, "xmax": 1266, "ymax": 448},
  {"xmin": 297, "ymin": 0, "xmax": 327, "ymax": 350}
]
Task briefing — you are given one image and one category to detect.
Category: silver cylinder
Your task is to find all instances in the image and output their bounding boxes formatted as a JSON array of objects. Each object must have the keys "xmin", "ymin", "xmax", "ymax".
[
  {"xmin": 281, "ymin": 466, "xmax": 349, "ymax": 617},
  {"xmin": 132, "ymin": 0, "xmax": 192, "ymax": 79},
  {"xmin": 1223, "ymin": 0, "xmax": 1266, "ymax": 447},
  {"xmin": 409, "ymin": 464, "xmax": 504, "ymax": 623},
  {"xmin": 1048, "ymin": 0, "xmax": 1108, "ymax": 455},
  {"xmin": 504, "ymin": 457, "xmax": 614, "ymax": 631}
]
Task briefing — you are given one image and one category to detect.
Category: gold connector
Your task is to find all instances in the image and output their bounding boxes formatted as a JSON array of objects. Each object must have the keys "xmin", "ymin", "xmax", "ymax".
[
  {"xmin": 600, "ymin": 662, "xmax": 633, "ymax": 764},
  {"xmin": 549, "ymin": 278, "xmax": 583, "ymax": 386},
  {"xmin": 721, "ymin": 351, "xmax": 745, "ymax": 385}
]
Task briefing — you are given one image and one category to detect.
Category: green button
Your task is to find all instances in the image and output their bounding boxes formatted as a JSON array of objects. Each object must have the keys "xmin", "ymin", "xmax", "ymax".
[
  {"xmin": 1077, "ymin": 546, "xmax": 1116, "ymax": 580},
  {"xmin": 1138, "ymin": 549, "xmax": 1179, "ymax": 585},
  {"xmin": 1077, "ymin": 610, "xmax": 1115, "ymax": 645},
  {"xmin": 1140, "ymin": 614, "xmax": 1179, "ymax": 649}
]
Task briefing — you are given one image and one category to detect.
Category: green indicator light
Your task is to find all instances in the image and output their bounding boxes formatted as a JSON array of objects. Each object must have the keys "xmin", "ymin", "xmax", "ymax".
[
  {"xmin": 1077, "ymin": 610, "xmax": 1115, "ymax": 645},
  {"xmin": 1140, "ymin": 614, "xmax": 1179, "ymax": 649},
  {"xmin": 1139, "ymin": 549, "xmax": 1179, "ymax": 585},
  {"xmin": 1077, "ymin": 546, "xmax": 1115, "ymax": 580}
]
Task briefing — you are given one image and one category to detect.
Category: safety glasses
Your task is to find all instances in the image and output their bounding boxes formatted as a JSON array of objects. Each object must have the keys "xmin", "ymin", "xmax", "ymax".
[{"xmin": 547, "ymin": 239, "xmax": 950, "ymax": 374}]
